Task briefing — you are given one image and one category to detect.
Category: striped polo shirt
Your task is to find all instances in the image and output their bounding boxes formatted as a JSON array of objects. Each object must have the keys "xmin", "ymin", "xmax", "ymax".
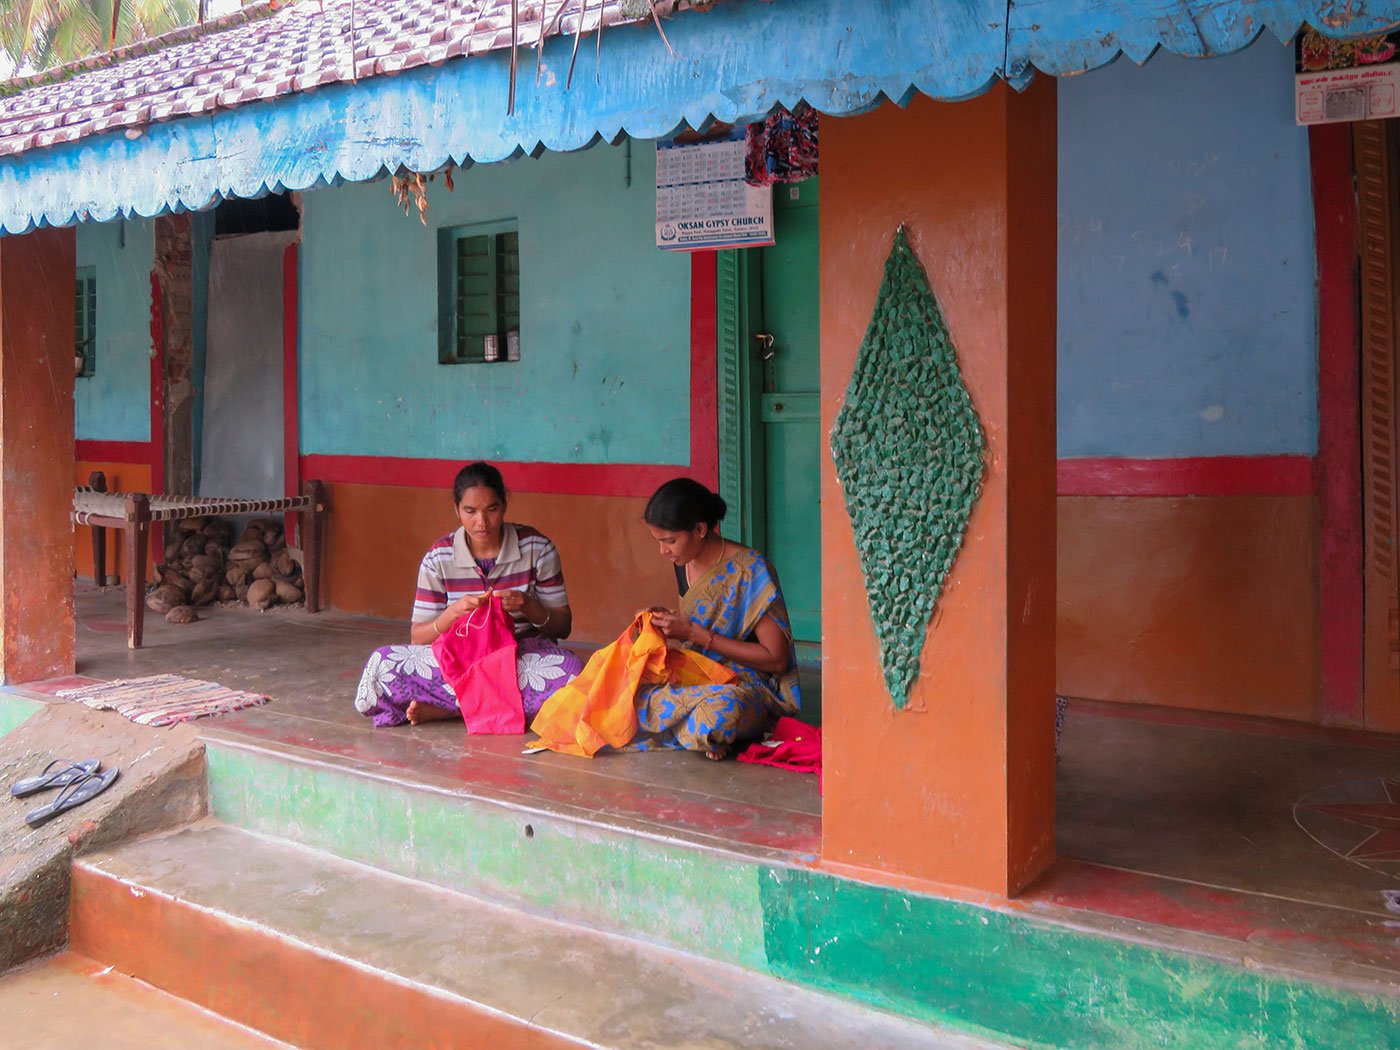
[{"xmin": 412, "ymin": 523, "xmax": 569, "ymax": 636}]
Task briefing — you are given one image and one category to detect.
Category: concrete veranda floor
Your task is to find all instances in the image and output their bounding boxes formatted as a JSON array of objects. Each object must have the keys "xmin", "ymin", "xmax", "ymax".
[
  {"xmin": 19, "ymin": 584, "xmax": 1400, "ymax": 988},
  {"xmin": 0, "ymin": 953, "xmax": 282, "ymax": 1049}
]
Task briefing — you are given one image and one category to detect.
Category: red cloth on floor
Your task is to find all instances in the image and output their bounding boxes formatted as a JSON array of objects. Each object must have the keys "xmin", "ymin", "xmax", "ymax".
[
  {"xmin": 737, "ymin": 717, "xmax": 822, "ymax": 790},
  {"xmin": 431, "ymin": 593, "xmax": 524, "ymax": 734}
]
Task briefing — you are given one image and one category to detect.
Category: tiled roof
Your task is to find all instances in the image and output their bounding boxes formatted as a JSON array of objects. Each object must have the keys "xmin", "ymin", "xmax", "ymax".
[{"xmin": 0, "ymin": 0, "xmax": 719, "ymax": 159}]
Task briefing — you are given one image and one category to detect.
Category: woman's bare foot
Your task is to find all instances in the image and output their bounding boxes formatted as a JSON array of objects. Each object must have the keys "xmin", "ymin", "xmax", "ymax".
[
  {"xmin": 704, "ymin": 744, "xmax": 734, "ymax": 762},
  {"xmin": 406, "ymin": 701, "xmax": 457, "ymax": 726}
]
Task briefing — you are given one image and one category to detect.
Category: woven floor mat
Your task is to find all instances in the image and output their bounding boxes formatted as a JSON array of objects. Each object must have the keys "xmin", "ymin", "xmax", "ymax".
[{"xmin": 55, "ymin": 673, "xmax": 270, "ymax": 726}]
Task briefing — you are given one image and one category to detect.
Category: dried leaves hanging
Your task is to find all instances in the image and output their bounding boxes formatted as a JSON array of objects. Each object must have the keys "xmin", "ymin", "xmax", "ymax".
[
  {"xmin": 383, "ymin": 1, "xmax": 680, "ymax": 220},
  {"xmin": 389, "ymin": 166, "xmax": 456, "ymax": 224}
]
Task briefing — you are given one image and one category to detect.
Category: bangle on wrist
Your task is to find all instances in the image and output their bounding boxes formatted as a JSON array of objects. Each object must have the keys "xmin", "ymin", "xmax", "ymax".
[{"xmin": 527, "ymin": 605, "xmax": 552, "ymax": 630}]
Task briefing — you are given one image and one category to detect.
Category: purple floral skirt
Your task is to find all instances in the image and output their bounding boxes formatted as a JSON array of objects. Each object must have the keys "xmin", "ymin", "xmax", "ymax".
[{"xmin": 354, "ymin": 636, "xmax": 584, "ymax": 729}]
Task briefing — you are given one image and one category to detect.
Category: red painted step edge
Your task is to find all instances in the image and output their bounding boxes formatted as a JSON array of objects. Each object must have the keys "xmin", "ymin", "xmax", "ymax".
[{"xmin": 69, "ymin": 862, "xmax": 569, "ymax": 1050}]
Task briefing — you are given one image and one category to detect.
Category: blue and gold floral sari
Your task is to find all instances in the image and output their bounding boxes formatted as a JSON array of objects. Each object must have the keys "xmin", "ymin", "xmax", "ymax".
[{"xmin": 632, "ymin": 545, "xmax": 801, "ymax": 753}]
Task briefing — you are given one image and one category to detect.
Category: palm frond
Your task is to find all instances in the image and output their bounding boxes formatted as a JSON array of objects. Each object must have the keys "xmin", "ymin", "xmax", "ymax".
[{"xmin": 0, "ymin": 0, "xmax": 199, "ymax": 68}]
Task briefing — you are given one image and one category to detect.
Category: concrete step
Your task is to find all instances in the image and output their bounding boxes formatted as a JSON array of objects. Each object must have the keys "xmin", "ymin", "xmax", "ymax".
[
  {"xmin": 0, "ymin": 699, "xmax": 207, "ymax": 972},
  {"xmin": 0, "ymin": 951, "xmax": 286, "ymax": 1049},
  {"xmin": 71, "ymin": 822, "xmax": 995, "ymax": 1050},
  {"xmin": 200, "ymin": 734, "xmax": 1400, "ymax": 1049}
]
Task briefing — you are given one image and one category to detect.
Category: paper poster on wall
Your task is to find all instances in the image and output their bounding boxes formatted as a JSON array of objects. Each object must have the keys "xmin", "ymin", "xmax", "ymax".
[
  {"xmin": 656, "ymin": 128, "xmax": 774, "ymax": 252},
  {"xmin": 1296, "ymin": 27, "xmax": 1400, "ymax": 125}
]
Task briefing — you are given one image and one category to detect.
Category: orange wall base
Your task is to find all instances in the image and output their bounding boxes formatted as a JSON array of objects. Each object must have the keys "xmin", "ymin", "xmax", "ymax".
[
  {"xmin": 1057, "ymin": 494, "xmax": 1320, "ymax": 722},
  {"xmin": 73, "ymin": 460, "xmax": 155, "ymax": 585},
  {"xmin": 321, "ymin": 482, "xmax": 677, "ymax": 645}
]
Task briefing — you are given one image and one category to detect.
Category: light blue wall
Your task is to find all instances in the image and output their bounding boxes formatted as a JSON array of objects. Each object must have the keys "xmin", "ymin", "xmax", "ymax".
[
  {"xmin": 298, "ymin": 141, "xmax": 692, "ymax": 464},
  {"xmin": 1057, "ymin": 41, "xmax": 1317, "ymax": 459},
  {"xmin": 74, "ymin": 217, "xmax": 153, "ymax": 442}
]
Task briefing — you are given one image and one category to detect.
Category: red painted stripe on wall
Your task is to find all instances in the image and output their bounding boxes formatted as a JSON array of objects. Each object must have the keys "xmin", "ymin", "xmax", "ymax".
[
  {"xmin": 1057, "ymin": 456, "xmax": 1316, "ymax": 498},
  {"xmin": 312, "ymin": 454, "xmax": 1319, "ymax": 501},
  {"xmin": 75, "ymin": 440, "xmax": 152, "ymax": 464},
  {"xmin": 1311, "ymin": 122, "xmax": 1364, "ymax": 726}
]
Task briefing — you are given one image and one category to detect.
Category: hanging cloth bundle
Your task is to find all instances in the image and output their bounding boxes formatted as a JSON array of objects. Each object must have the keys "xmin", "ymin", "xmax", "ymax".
[
  {"xmin": 745, "ymin": 103, "xmax": 820, "ymax": 186},
  {"xmin": 528, "ymin": 612, "xmax": 734, "ymax": 757},
  {"xmin": 431, "ymin": 592, "xmax": 525, "ymax": 734}
]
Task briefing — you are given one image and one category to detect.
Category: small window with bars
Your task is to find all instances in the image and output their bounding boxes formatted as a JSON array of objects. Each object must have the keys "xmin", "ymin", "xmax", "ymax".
[
  {"xmin": 438, "ymin": 222, "xmax": 520, "ymax": 364},
  {"xmin": 75, "ymin": 267, "xmax": 96, "ymax": 378}
]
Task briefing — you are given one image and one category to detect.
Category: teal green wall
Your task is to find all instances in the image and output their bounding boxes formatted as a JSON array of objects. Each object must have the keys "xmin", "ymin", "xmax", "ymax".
[
  {"xmin": 298, "ymin": 141, "xmax": 692, "ymax": 464},
  {"xmin": 74, "ymin": 218, "xmax": 153, "ymax": 443}
]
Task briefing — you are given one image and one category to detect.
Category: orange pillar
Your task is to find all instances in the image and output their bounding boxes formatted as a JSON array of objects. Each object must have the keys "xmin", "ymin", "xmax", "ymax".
[
  {"xmin": 821, "ymin": 84, "xmax": 1057, "ymax": 897},
  {"xmin": 0, "ymin": 227, "xmax": 77, "ymax": 683}
]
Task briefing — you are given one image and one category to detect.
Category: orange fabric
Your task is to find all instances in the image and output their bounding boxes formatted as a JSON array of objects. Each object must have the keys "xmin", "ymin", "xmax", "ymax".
[{"xmin": 528, "ymin": 612, "xmax": 735, "ymax": 757}]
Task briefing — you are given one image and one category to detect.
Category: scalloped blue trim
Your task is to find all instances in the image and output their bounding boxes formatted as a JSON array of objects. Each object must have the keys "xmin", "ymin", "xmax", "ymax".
[
  {"xmin": 2, "ymin": 0, "xmax": 1396, "ymax": 234},
  {"xmin": 1009, "ymin": 0, "xmax": 1400, "ymax": 78}
]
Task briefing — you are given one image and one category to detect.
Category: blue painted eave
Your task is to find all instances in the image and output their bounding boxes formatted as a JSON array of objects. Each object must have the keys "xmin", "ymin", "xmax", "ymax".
[
  {"xmin": 1011, "ymin": 0, "xmax": 1400, "ymax": 77},
  {"xmin": 3, "ymin": 0, "xmax": 1399, "ymax": 234}
]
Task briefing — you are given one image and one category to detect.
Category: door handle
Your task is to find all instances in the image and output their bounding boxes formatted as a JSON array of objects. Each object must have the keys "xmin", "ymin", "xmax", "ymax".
[{"xmin": 754, "ymin": 333, "xmax": 777, "ymax": 360}]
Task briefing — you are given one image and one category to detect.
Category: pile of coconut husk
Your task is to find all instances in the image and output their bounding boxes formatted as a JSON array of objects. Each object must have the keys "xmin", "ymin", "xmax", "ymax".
[{"xmin": 146, "ymin": 517, "xmax": 306, "ymax": 624}]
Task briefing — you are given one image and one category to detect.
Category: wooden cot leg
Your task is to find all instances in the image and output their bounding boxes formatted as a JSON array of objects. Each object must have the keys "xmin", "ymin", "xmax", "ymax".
[
  {"xmin": 303, "ymin": 479, "xmax": 326, "ymax": 614},
  {"xmin": 89, "ymin": 471, "xmax": 107, "ymax": 585},
  {"xmin": 125, "ymin": 493, "xmax": 151, "ymax": 649}
]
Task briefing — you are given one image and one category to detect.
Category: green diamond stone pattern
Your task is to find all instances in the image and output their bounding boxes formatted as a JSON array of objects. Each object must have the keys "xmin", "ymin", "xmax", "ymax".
[{"xmin": 830, "ymin": 226, "xmax": 987, "ymax": 710}]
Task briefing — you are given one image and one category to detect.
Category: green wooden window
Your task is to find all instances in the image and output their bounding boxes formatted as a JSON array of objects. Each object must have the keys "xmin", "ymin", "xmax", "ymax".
[
  {"xmin": 438, "ymin": 222, "xmax": 520, "ymax": 364},
  {"xmin": 75, "ymin": 267, "xmax": 96, "ymax": 378}
]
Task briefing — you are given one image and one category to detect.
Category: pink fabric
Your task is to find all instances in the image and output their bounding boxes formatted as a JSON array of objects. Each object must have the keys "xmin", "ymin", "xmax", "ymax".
[
  {"xmin": 431, "ymin": 593, "xmax": 524, "ymax": 734},
  {"xmin": 737, "ymin": 717, "xmax": 822, "ymax": 790}
]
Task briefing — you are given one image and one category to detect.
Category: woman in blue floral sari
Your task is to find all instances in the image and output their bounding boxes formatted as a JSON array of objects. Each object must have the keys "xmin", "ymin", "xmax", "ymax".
[{"xmin": 635, "ymin": 478, "xmax": 801, "ymax": 760}]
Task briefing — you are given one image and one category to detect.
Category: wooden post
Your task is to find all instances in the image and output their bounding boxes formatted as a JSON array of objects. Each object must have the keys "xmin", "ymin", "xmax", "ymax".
[
  {"xmin": 155, "ymin": 214, "xmax": 197, "ymax": 498},
  {"xmin": 89, "ymin": 470, "xmax": 108, "ymax": 586},
  {"xmin": 0, "ymin": 227, "xmax": 77, "ymax": 683},
  {"xmin": 125, "ymin": 493, "xmax": 151, "ymax": 649},
  {"xmin": 303, "ymin": 479, "xmax": 326, "ymax": 614}
]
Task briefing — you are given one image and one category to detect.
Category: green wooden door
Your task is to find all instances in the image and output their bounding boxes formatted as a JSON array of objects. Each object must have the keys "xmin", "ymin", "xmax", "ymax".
[{"xmin": 717, "ymin": 179, "xmax": 821, "ymax": 642}]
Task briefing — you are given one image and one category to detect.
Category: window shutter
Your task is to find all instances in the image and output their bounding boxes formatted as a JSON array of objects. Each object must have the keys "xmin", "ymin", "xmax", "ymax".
[
  {"xmin": 456, "ymin": 234, "xmax": 498, "ymax": 360},
  {"xmin": 1354, "ymin": 119, "xmax": 1400, "ymax": 729},
  {"xmin": 498, "ymin": 230, "xmax": 520, "ymax": 335},
  {"xmin": 439, "ymin": 223, "xmax": 520, "ymax": 365},
  {"xmin": 74, "ymin": 269, "xmax": 97, "ymax": 377}
]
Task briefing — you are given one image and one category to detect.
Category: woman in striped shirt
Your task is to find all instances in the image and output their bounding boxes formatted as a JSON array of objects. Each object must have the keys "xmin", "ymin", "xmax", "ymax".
[{"xmin": 354, "ymin": 462, "xmax": 584, "ymax": 727}]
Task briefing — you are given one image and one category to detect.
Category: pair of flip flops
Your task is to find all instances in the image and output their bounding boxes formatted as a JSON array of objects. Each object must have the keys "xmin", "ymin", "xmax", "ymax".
[{"xmin": 10, "ymin": 758, "xmax": 120, "ymax": 828}]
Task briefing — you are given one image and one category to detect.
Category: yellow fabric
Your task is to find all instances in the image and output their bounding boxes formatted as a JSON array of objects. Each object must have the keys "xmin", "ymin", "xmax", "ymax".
[{"xmin": 528, "ymin": 612, "xmax": 734, "ymax": 757}]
